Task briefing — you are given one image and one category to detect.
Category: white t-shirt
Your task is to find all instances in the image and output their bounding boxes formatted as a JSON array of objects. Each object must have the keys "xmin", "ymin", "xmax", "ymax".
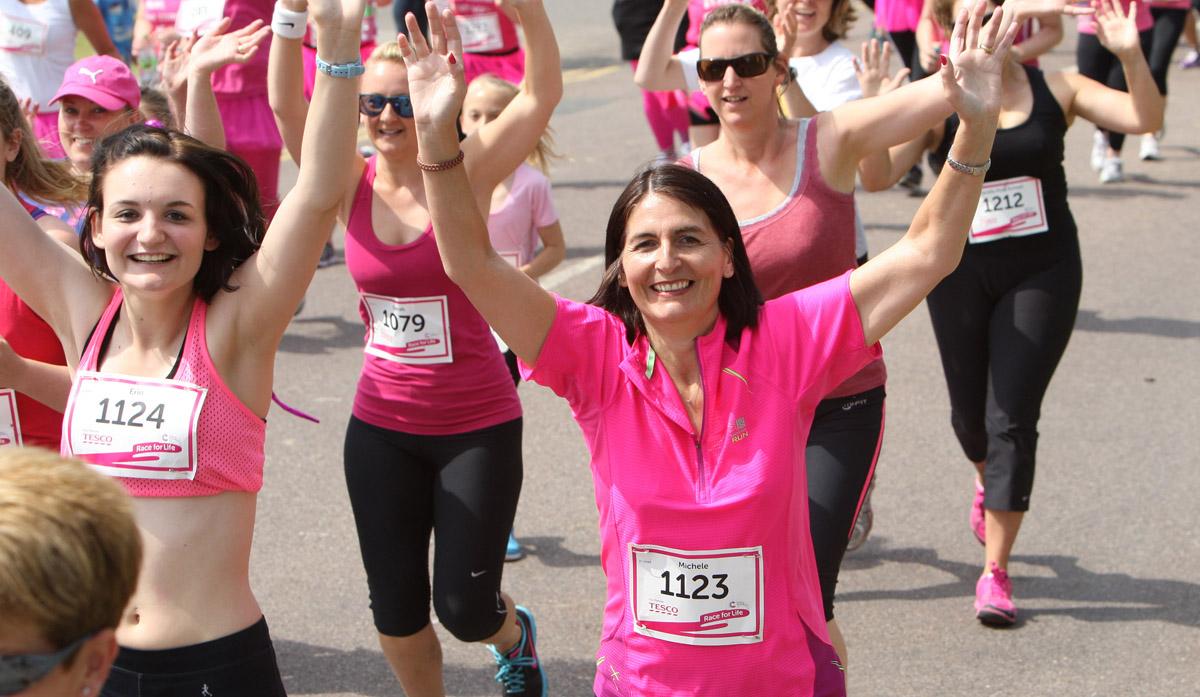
[{"xmin": 0, "ymin": 0, "xmax": 77, "ymax": 111}]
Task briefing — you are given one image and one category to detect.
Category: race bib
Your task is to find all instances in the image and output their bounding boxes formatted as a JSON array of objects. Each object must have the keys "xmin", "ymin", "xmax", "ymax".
[
  {"xmin": 64, "ymin": 371, "xmax": 206, "ymax": 480},
  {"xmin": 0, "ymin": 388, "xmax": 21, "ymax": 448},
  {"xmin": 0, "ymin": 13, "xmax": 48, "ymax": 55},
  {"xmin": 969, "ymin": 176, "xmax": 1049, "ymax": 244},
  {"xmin": 457, "ymin": 13, "xmax": 503, "ymax": 53},
  {"xmin": 362, "ymin": 293, "xmax": 454, "ymax": 364},
  {"xmin": 630, "ymin": 543, "xmax": 764, "ymax": 646},
  {"xmin": 174, "ymin": 0, "xmax": 225, "ymax": 35}
]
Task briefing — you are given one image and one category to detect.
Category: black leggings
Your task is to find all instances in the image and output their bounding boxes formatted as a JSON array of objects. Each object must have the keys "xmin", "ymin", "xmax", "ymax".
[
  {"xmin": 1148, "ymin": 8, "xmax": 1188, "ymax": 96},
  {"xmin": 1076, "ymin": 30, "xmax": 1155, "ymax": 152},
  {"xmin": 807, "ymin": 386, "xmax": 885, "ymax": 621},
  {"xmin": 343, "ymin": 415, "xmax": 524, "ymax": 641},
  {"xmin": 925, "ymin": 241, "xmax": 1081, "ymax": 512},
  {"xmin": 391, "ymin": 0, "xmax": 428, "ymax": 39},
  {"xmin": 886, "ymin": 29, "xmax": 930, "ymax": 82}
]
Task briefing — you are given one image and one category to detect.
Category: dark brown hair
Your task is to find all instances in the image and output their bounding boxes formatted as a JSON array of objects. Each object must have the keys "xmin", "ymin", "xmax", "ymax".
[
  {"xmin": 588, "ymin": 164, "xmax": 763, "ymax": 344},
  {"xmin": 79, "ymin": 124, "xmax": 263, "ymax": 303}
]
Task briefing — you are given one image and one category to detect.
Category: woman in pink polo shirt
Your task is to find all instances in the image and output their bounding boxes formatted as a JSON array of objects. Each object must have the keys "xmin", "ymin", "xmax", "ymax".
[{"xmin": 400, "ymin": 4, "xmax": 1014, "ymax": 694}]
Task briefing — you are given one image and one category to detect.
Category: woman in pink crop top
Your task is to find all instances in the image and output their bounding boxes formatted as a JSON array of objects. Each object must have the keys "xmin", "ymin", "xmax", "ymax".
[
  {"xmin": 0, "ymin": 0, "xmax": 366, "ymax": 692},
  {"xmin": 0, "ymin": 78, "xmax": 88, "ymax": 451},
  {"xmin": 269, "ymin": 1, "xmax": 561, "ymax": 693},
  {"xmin": 403, "ymin": 6, "xmax": 1012, "ymax": 694}
]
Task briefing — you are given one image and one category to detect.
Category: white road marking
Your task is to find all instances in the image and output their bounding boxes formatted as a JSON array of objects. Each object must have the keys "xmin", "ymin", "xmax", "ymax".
[{"xmin": 543, "ymin": 254, "xmax": 605, "ymax": 292}]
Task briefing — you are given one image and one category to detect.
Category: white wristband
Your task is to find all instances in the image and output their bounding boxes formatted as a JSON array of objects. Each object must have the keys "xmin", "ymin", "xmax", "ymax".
[{"xmin": 272, "ymin": 1, "xmax": 307, "ymax": 40}]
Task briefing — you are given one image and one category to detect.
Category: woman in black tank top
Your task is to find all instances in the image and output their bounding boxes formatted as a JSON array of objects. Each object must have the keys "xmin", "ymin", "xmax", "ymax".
[{"xmin": 879, "ymin": 0, "xmax": 1163, "ymax": 628}]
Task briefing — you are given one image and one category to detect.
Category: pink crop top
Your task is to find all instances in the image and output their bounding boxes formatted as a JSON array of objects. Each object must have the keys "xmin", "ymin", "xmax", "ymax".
[
  {"xmin": 62, "ymin": 289, "xmax": 266, "ymax": 497},
  {"xmin": 685, "ymin": 118, "xmax": 886, "ymax": 398},
  {"xmin": 344, "ymin": 156, "xmax": 522, "ymax": 436}
]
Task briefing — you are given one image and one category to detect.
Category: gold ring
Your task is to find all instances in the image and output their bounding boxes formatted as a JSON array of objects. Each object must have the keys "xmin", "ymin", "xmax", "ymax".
[{"xmin": 978, "ymin": 43, "xmax": 995, "ymax": 54}]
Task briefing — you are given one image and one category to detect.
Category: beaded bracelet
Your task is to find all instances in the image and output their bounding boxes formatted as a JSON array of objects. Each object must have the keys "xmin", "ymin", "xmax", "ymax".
[{"xmin": 416, "ymin": 149, "xmax": 465, "ymax": 172}]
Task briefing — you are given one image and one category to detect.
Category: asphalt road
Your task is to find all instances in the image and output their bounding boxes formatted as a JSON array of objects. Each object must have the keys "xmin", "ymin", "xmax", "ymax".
[{"xmin": 256, "ymin": 2, "xmax": 1200, "ymax": 694}]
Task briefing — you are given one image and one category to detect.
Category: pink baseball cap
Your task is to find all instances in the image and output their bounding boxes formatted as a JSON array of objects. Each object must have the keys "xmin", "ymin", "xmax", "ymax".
[{"xmin": 50, "ymin": 55, "xmax": 140, "ymax": 111}]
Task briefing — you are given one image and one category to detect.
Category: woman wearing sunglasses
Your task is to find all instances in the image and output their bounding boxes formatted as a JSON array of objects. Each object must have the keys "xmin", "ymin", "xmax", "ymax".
[
  {"xmin": 400, "ymin": 4, "xmax": 1012, "ymax": 694},
  {"xmin": 268, "ymin": 1, "xmax": 560, "ymax": 695},
  {"xmin": 0, "ymin": 448, "xmax": 141, "ymax": 697}
]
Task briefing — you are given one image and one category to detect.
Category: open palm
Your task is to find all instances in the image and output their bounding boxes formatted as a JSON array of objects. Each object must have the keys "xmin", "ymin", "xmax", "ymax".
[
  {"xmin": 941, "ymin": 1, "xmax": 1018, "ymax": 122},
  {"xmin": 398, "ymin": 2, "xmax": 466, "ymax": 128}
]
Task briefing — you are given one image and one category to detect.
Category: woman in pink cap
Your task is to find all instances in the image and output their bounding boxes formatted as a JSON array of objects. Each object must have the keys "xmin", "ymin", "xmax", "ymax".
[{"xmin": 401, "ymin": 4, "xmax": 1014, "ymax": 695}]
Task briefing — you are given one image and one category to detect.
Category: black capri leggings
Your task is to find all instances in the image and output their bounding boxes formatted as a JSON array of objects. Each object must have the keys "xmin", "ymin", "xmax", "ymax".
[
  {"xmin": 343, "ymin": 415, "xmax": 524, "ymax": 641},
  {"xmin": 1148, "ymin": 8, "xmax": 1188, "ymax": 95},
  {"xmin": 925, "ymin": 241, "xmax": 1081, "ymax": 513},
  {"xmin": 807, "ymin": 385, "xmax": 885, "ymax": 621},
  {"xmin": 1076, "ymin": 30, "xmax": 1155, "ymax": 152},
  {"xmin": 886, "ymin": 30, "xmax": 931, "ymax": 82}
]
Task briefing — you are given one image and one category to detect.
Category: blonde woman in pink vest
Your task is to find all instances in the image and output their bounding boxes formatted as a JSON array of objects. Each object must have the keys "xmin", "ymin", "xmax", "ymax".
[{"xmin": 0, "ymin": 0, "xmax": 365, "ymax": 690}]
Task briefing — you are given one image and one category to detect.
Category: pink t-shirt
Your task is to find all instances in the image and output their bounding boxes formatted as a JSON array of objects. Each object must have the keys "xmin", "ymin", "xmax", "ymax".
[
  {"xmin": 522, "ymin": 272, "xmax": 879, "ymax": 696},
  {"xmin": 450, "ymin": 0, "xmax": 520, "ymax": 54},
  {"xmin": 685, "ymin": 0, "xmax": 769, "ymax": 49},
  {"xmin": 344, "ymin": 157, "xmax": 522, "ymax": 435},
  {"xmin": 487, "ymin": 163, "xmax": 558, "ymax": 268},
  {"xmin": 1077, "ymin": 0, "xmax": 1153, "ymax": 33},
  {"xmin": 874, "ymin": 0, "xmax": 922, "ymax": 32},
  {"xmin": 142, "ymin": 0, "xmax": 180, "ymax": 28},
  {"xmin": 685, "ymin": 119, "xmax": 886, "ymax": 398}
]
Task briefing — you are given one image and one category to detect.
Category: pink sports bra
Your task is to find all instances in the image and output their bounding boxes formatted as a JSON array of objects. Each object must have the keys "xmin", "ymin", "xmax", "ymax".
[{"xmin": 62, "ymin": 289, "xmax": 266, "ymax": 497}]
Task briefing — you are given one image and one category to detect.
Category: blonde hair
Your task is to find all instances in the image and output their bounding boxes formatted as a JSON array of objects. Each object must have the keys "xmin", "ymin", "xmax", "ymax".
[
  {"xmin": 0, "ymin": 447, "xmax": 142, "ymax": 648},
  {"xmin": 368, "ymin": 41, "xmax": 406, "ymax": 66},
  {"xmin": 468, "ymin": 73, "xmax": 561, "ymax": 175},
  {"xmin": 0, "ymin": 79, "xmax": 88, "ymax": 207}
]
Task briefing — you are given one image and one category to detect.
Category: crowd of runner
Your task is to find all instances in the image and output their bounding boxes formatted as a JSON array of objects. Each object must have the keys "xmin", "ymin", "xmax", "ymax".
[{"xmin": 0, "ymin": 0, "xmax": 1185, "ymax": 694}]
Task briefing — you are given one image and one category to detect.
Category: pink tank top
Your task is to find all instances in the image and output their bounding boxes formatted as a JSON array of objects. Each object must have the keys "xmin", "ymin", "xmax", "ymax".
[
  {"xmin": 63, "ymin": 289, "xmax": 266, "ymax": 497},
  {"xmin": 686, "ymin": 119, "xmax": 886, "ymax": 398},
  {"xmin": 344, "ymin": 157, "xmax": 522, "ymax": 435},
  {"xmin": 874, "ymin": 0, "xmax": 923, "ymax": 32}
]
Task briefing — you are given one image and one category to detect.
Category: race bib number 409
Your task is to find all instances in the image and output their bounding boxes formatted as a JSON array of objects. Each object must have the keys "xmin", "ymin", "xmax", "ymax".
[
  {"xmin": 0, "ymin": 388, "xmax": 21, "ymax": 448},
  {"xmin": 969, "ymin": 176, "xmax": 1049, "ymax": 244},
  {"xmin": 0, "ymin": 14, "xmax": 48, "ymax": 54},
  {"xmin": 64, "ymin": 372, "xmax": 206, "ymax": 480},
  {"xmin": 630, "ymin": 544, "xmax": 764, "ymax": 646}
]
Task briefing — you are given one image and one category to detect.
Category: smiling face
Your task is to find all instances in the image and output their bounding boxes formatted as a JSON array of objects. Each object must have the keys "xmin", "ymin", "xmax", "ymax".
[
  {"xmin": 783, "ymin": 0, "xmax": 834, "ymax": 43},
  {"xmin": 620, "ymin": 193, "xmax": 734, "ymax": 336},
  {"xmin": 697, "ymin": 21, "xmax": 786, "ymax": 126},
  {"xmin": 57, "ymin": 96, "xmax": 138, "ymax": 173},
  {"xmin": 361, "ymin": 60, "xmax": 414, "ymax": 157},
  {"xmin": 90, "ymin": 155, "xmax": 215, "ymax": 299}
]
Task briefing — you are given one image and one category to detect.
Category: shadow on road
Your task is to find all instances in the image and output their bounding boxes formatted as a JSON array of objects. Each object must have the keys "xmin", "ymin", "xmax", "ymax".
[
  {"xmin": 280, "ymin": 315, "xmax": 366, "ymax": 354},
  {"xmin": 839, "ymin": 544, "xmax": 1200, "ymax": 629},
  {"xmin": 517, "ymin": 535, "xmax": 601, "ymax": 567},
  {"xmin": 1074, "ymin": 309, "xmax": 1200, "ymax": 339},
  {"xmin": 277, "ymin": 637, "xmax": 598, "ymax": 696}
]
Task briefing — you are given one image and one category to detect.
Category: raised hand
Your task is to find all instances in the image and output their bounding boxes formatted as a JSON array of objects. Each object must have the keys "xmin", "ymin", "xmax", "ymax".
[
  {"xmin": 17, "ymin": 97, "xmax": 37, "ymax": 129},
  {"xmin": 940, "ymin": 0, "xmax": 1018, "ymax": 124},
  {"xmin": 189, "ymin": 17, "xmax": 271, "ymax": 77},
  {"xmin": 773, "ymin": 0, "xmax": 800, "ymax": 58},
  {"xmin": 396, "ymin": 2, "xmax": 466, "ymax": 133},
  {"xmin": 158, "ymin": 37, "xmax": 193, "ymax": 93},
  {"xmin": 1094, "ymin": 0, "xmax": 1140, "ymax": 56},
  {"xmin": 855, "ymin": 38, "xmax": 911, "ymax": 98}
]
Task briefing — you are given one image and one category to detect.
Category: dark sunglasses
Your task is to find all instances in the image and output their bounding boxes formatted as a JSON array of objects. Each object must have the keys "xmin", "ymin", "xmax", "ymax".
[
  {"xmin": 358, "ymin": 93, "xmax": 414, "ymax": 118},
  {"xmin": 695, "ymin": 52, "xmax": 774, "ymax": 82},
  {"xmin": 0, "ymin": 635, "xmax": 89, "ymax": 695}
]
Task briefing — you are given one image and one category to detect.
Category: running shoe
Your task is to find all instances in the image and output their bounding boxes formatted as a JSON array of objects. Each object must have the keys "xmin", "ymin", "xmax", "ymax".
[
  {"xmin": 1139, "ymin": 133, "xmax": 1160, "ymax": 161},
  {"xmin": 898, "ymin": 164, "xmax": 923, "ymax": 193},
  {"xmin": 505, "ymin": 530, "xmax": 525, "ymax": 562},
  {"xmin": 1099, "ymin": 157, "xmax": 1123, "ymax": 184},
  {"xmin": 970, "ymin": 479, "xmax": 986, "ymax": 546},
  {"xmin": 974, "ymin": 562, "xmax": 1016, "ymax": 627},
  {"xmin": 317, "ymin": 241, "xmax": 339, "ymax": 268},
  {"xmin": 489, "ymin": 606, "xmax": 546, "ymax": 696},
  {"xmin": 1090, "ymin": 130, "xmax": 1107, "ymax": 171},
  {"xmin": 846, "ymin": 481, "xmax": 874, "ymax": 552},
  {"xmin": 1180, "ymin": 49, "xmax": 1200, "ymax": 69}
]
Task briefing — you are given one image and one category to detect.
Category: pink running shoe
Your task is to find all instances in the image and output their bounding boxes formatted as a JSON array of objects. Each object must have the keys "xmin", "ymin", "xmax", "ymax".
[
  {"xmin": 970, "ymin": 480, "xmax": 986, "ymax": 545},
  {"xmin": 975, "ymin": 563, "xmax": 1017, "ymax": 627}
]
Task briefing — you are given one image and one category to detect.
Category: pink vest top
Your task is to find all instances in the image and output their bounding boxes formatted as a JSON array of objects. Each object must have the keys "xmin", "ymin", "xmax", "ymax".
[
  {"xmin": 686, "ymin": 119, "xmax": 886, "ymax": 397},
  {"xmin": 63, "ymin": 290, "xmax": 266, "ymax": 497},
  {"xmin": 453, "ymin": 0, "xmax": 520, "ymax": 54},
  {"xmin": 344, "ymin": 157, "xmax": 522, "ymax": 435}
]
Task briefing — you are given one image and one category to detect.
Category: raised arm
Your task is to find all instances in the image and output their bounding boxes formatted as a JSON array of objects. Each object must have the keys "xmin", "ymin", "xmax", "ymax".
[
  {"xmin": 399, "ymin": 6, "xmax": 555, "ymax": 363},
  {"xmin": 1054, "ymin": 0, "xmax": 1162, "ymax": 133},
  {"xmin": 268, "ymin": 0, "xmax": 312, "ymax": 162},
  {"xmin": 854, "ymin": 38, "xmax": 913, "ymax": 191},
  {"xmin": 227, "ymin": 0, "xmax": 365, "ymax": 345},
  {"xmin": 632, "ymin": 0, "xmax": 691, "ymax": 92},
  {"xmin": 850, "ymin": 0, "xmax": 1016, "ymax": 345},
  {"xmin": 69, "ymin": 0, "xmax": 122, "ymax": 59},
  {"xmin": 460, "ymin": 0, "xmax": 563, "ymax": 200},
  {"xmin": 0, "ymin": 336, "xmax": 72, "ymax": 412},
  {"xmin": 185, "ymin": 17, "xmax": 272, "ymax": 149},
  {"xmin": 1009, "ymin": 14, "xmax": 1063, "ymax": 63}
]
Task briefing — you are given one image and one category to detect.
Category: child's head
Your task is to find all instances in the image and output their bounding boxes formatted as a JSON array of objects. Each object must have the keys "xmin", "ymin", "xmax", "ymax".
[
  {"xmin": 460, "ymin": 74, "xmax": 559, "ymax": 175},
  {"xmin": 138, "ymin": 87, "xmax": 175, "ymax": 130}
]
